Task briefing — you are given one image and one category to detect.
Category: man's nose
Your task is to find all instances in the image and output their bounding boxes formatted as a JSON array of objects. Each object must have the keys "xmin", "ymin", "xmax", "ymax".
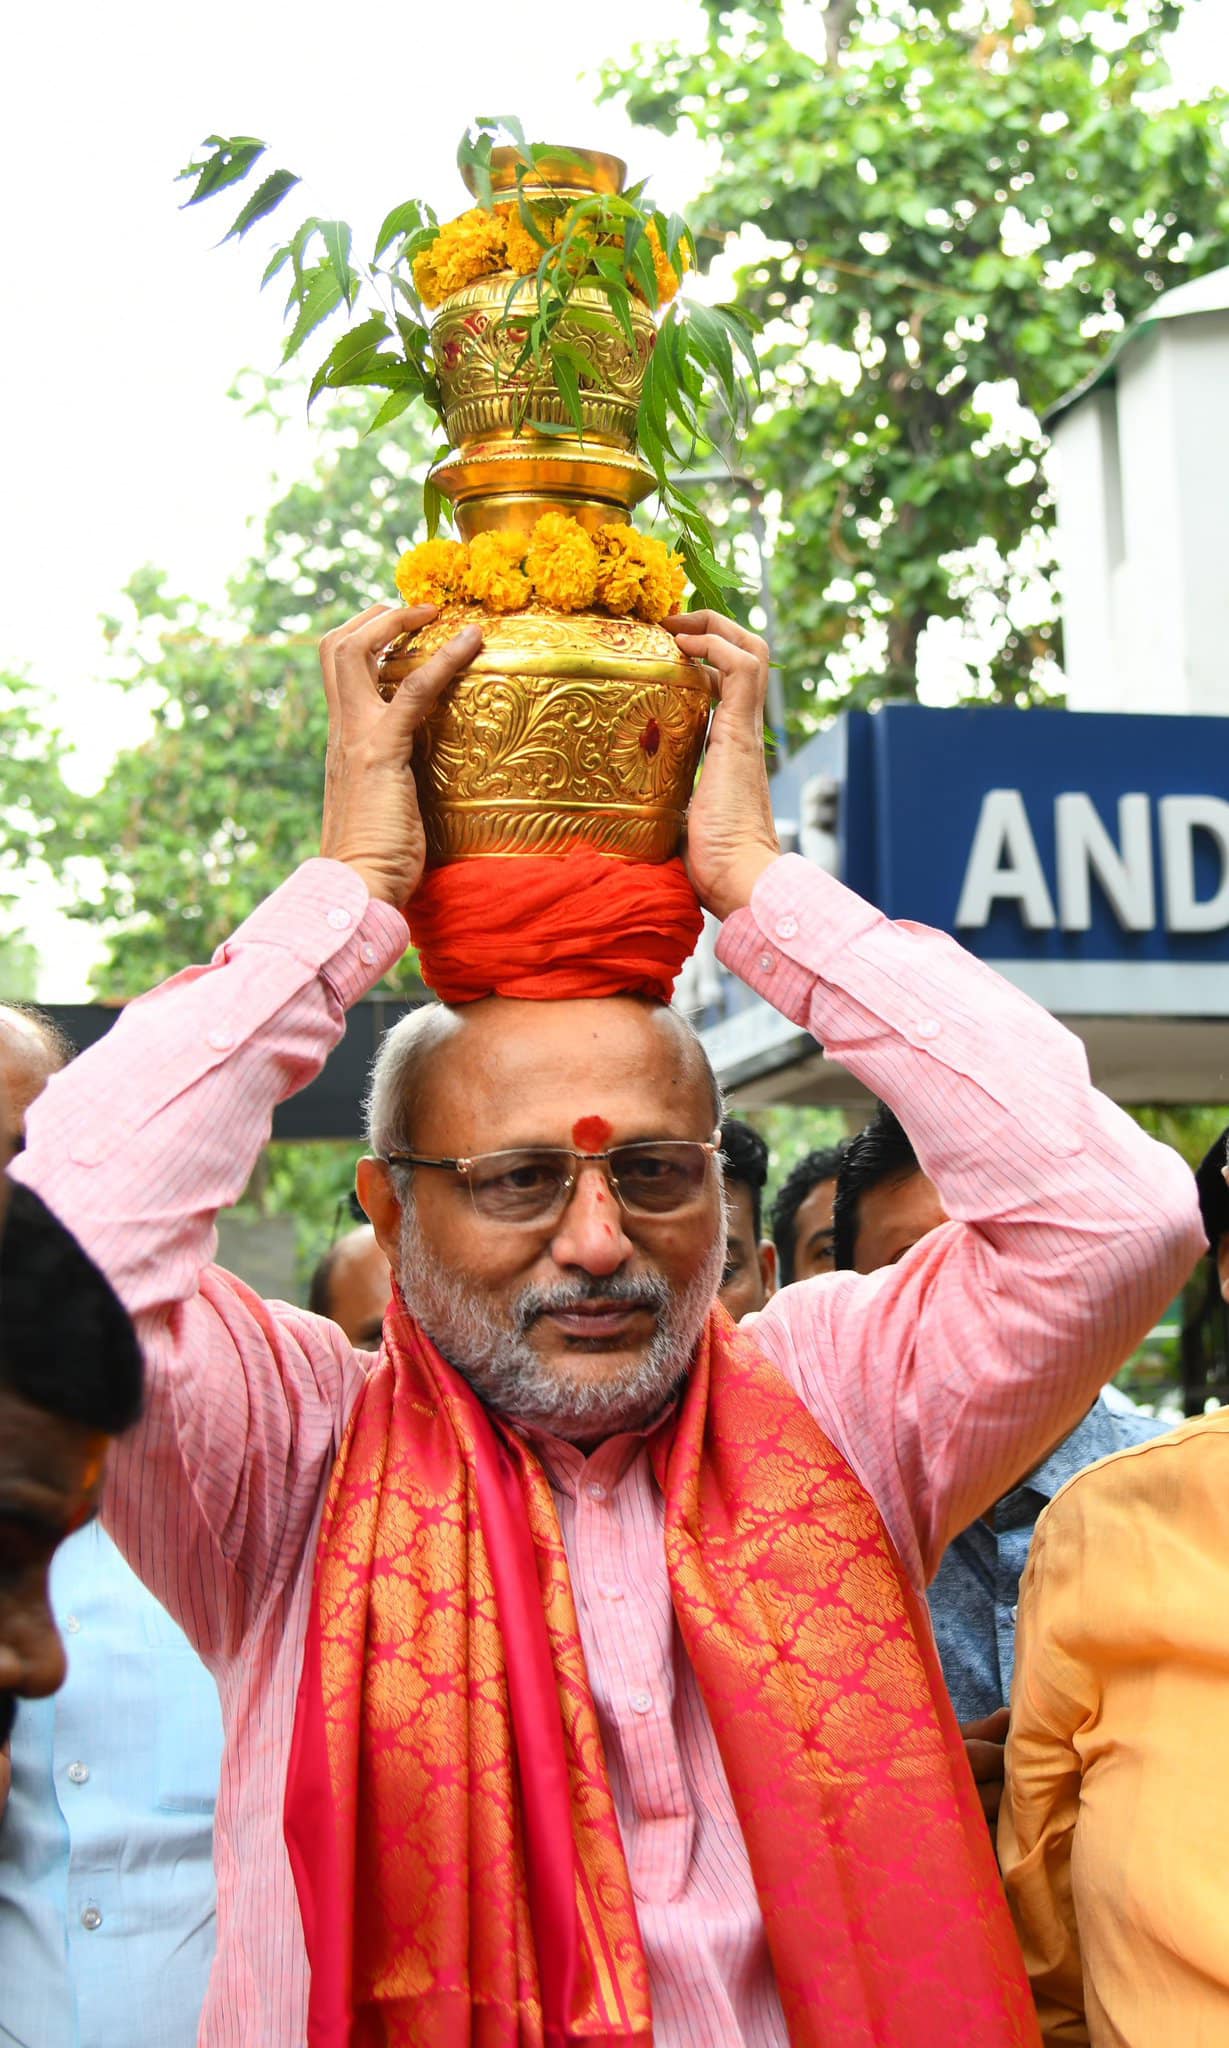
[{"xmin": 549, "ymin": 1162, "xmax": 635, "ymax": 1275}]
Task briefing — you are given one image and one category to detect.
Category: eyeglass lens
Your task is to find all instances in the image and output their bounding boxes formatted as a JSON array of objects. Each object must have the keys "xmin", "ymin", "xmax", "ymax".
[{"xmin": 466, "ymin": 1143, "xmax": 711, "ymax": 1222}]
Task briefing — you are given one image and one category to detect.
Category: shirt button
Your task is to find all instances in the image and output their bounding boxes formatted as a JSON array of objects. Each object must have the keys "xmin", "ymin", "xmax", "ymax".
[
  {"xmin": 775, "ymin": 914, "xmax": 799, "ymax": 940},
  {"xmin": 599, "ymin": 1583, "xmax": 624, "ymax": 1601},
  {"xmin": 326, "ymin": 907, "xmax": 352, "ymax": 931},
  {"xmin": 64, "ymin": 1615, "xmax": 81, "ymax": 1635},
  {"xmin": 206, "ymin": 1026, "xmax": 235, "ymax": 1051},
  {"xmin": 584, "ymin": 1481, "xmax": 607, "ymax": 1503},
  {"xmin": 629, "ymin": 1689, "xmax": 654, "ymax": 1715},
  {"xmin": 916, "ymin": 1017, "xmax": 941, "ymax": 1040},
  {"xmin": 360, "ymin": 942, "xmax": 378, "ymax": 965},
  {"xmin": 757, "ymin": 951, "xmax": 776, "ymax": 975},
  {"xmin": 67, "ymin": 1761, "xmax": 90, "ymax": 1786},
  {"xmin": 80, "ymin": 1903, "xmax": 102, "ymax": 1931}
]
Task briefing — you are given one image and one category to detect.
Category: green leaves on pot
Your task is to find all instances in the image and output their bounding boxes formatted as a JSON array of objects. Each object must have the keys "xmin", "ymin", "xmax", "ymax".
[{"xmin": 176, "ymin": 123, "xmax": 759, "ymax": 611}]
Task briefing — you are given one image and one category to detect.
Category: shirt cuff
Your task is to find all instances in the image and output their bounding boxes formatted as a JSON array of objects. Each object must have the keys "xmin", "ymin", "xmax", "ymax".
[
  {"xmin": 214, "ymin": 859, "xmax": 408, "ymax": 1009},
  {"xmin": 715, "ymin": 853, "xmax": 883, "ymax": 1022}
]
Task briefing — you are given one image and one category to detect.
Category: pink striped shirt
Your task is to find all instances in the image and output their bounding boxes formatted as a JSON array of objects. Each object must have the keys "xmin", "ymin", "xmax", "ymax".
[{"xmin": 14, "ymin": 854, "xmax": 1201, "ymax": 2046}]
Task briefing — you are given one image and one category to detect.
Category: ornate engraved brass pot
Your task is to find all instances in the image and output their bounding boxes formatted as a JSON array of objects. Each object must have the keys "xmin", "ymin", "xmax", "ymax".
[
  {"xmin": 380, "ymin": 606, "xmax": 711, "ymax": 866},
  {"xmin": 381, "ymin": 142, "xmax": 713, "ymax": 867}
]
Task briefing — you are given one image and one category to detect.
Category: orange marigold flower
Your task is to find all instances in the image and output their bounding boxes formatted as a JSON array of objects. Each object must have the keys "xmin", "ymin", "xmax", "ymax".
[
  {"xmin": 412, "ymin": 246, "xmax": 445, "ymax": 309},
  {"xmin": 394, "ymin": 537, "xmax": 470, "ymax": 608},
  {"xmin": 421, "ymin": 209, "xmax": 510, "ymax": 302},
  {"xmin": 593, "ymin": 525, "xmax": 687, "ymax": 622},
  {"xmin": 525, "ymin": 512, "xmax": 599, "ymax": 612},
  {"xmin": 495, "ymin": 201, "xmax": 549, "ymax": 276},
  {"xmin": 465, "ymin": 529, "xmax": 531, "ymax": 612}
]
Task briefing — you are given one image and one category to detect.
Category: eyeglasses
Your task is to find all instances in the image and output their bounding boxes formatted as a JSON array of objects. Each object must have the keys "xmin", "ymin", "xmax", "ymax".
[{"xmin": 381, "ymin": 1134, "xmax": 722, "ymax": 1226}]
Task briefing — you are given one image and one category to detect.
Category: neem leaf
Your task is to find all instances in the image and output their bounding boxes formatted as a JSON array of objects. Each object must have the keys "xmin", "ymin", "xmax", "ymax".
[
  {"xmin": 307, "ymin": 313, "xmax": 392, "ymax": 404},
  {"xmin": 223, "ymin": 168, "xmax": 300, "ymax": 243},
  {"xmin": 549, "ymin": 347, "xmax": 585, "ymax": 436},
  {"xmin": 282, "ymin": 264, "xmax": 344, "ymax": 363},
  {"xmin": 374, "ymin": 200, "xmax": 432, "ymax": 262},
  {"xmin": 368, "ymin": 388, "xmax": 418, "ymax": 436},
  {"xmin": 177, "ymin": 135, "xmax": 266, "ymax": 208},
  {"xmin": 317, "ymin": 219, "xmax": 355, "ymax": 308}
]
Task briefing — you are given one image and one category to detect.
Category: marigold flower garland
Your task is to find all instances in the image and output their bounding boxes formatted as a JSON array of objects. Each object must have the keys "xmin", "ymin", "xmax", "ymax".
[
  {"xmin": 394, "ymin": 514, "xmax": 687, "ymax": 624},
  {"xmin": 412, "ymin": 203, "xmax": 685, "ymax": 311}
]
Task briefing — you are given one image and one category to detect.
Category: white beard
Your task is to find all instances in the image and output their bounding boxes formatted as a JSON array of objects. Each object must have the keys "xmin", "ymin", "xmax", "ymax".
[{"xmin": 397, "ymin": 1201, "xmax": 727, "ymax": 1441}]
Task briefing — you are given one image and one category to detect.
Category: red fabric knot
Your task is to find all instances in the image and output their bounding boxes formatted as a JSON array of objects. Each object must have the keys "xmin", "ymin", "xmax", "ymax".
[{"xmin": 407, "ymin": 852, "xmax": 704, "ymax": 1004}]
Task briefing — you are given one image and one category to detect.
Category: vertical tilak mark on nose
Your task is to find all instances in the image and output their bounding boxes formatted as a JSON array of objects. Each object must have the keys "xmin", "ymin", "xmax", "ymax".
[{"xmin": 572, "ymin": 1115, "xmax": 613, "ymax": 1153}]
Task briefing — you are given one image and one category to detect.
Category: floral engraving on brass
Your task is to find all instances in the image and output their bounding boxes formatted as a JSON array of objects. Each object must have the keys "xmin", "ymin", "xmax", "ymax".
[
  {"xmin": 390, "ymin": 610, "xmax": 713, "ymax": 865},
  {"xmin": 433, "ymin": 281, "xmax": 654, "ymax": 452}
]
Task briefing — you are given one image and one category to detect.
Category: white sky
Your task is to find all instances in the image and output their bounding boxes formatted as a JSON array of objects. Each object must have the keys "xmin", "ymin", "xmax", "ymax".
[{"xmin": 4, "ymin": 0, "xmax": 1228, "ymax": 992}]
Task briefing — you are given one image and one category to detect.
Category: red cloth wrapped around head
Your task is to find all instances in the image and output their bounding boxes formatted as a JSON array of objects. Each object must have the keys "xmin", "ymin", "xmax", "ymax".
[{"xmin": 407, "ymin": 851, "xmax": 703, "ymax": 1003}]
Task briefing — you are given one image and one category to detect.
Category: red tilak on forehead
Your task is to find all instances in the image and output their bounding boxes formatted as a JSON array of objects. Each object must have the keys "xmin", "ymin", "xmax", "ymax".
[{"xmin": 572, "ymin": 1115, "xmax": 613, "ymax": 1153}]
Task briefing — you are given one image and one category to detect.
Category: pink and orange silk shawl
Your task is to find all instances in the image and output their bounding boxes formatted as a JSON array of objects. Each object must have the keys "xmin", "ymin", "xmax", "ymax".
[{"xmin": 285, "ymin": 1302, "xmax": 1039, "ymax": 2047}]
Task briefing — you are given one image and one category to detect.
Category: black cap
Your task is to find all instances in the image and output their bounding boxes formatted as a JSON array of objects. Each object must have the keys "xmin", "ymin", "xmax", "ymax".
[{"xmin": 1194, "ymin": 1126, "xmax": 1229, "ymax": 1253}]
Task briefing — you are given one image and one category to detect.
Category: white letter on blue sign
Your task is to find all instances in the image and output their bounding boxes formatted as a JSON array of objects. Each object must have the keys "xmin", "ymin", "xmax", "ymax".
[
  {"xmin": 1160, "ymin": 797, "xmax": 1229, "ymax": 934},
  {"xmin": 1056, "ymin": 793, "xmax": 1154, "ymax": 932},
  {"xmin": 955, "ymin": 790, "xmax": 1056, "ymax": 931}
]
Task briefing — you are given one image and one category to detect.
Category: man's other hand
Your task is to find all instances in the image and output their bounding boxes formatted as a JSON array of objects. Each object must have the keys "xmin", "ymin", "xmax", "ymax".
[
  {"xmin": 668, "ymin": 611, "xmax": 781, "ymax": 920},
  {"xmin": 319, "ymin": 604, "xmax": 483, "ymax": 910},
  {"xmin": 962, "ymin": 1706, "xmax": 1010, "ymax": 1826}
]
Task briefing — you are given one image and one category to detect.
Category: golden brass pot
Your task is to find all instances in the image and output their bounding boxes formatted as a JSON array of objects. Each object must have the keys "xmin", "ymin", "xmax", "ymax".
[{"xmin": 380, "ymin": 605, "xmax": 713, "ymax": 866}]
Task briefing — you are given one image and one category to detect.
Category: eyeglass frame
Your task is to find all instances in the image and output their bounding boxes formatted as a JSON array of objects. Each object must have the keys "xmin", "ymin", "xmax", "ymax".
[{"xmin": 380, "ymin": 1131, "xmax": 724, "ymax": 1224}]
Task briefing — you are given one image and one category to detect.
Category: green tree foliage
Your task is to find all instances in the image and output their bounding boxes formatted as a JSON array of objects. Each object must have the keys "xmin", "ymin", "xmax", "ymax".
[
  {"xmin": 0, "ymin": 388, "xmax": 433, "ymax": 997},
  {"xmin": 607, "ymin": 0, "xmax": 1229, "ymax": 723}
]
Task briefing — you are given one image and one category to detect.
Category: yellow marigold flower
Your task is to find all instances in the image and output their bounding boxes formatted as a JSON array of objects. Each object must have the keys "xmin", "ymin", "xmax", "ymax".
[
  {"xmin": 634, "ymin": 223, "xmax": 690, "ymax": 308},
  {"xmin": 525, "ymin": 512, "xmax": 599, "ymax": 613},
  {"xmin": 639, "ymin": 543, "xmax": 688, "ymax": 623},
  {"xmin": 465, "ymin": 529, "xmax": 531, "ymax": 612},
  {"xmin": 495, "ymin": 201, "xmax": 549, "ymax": 276},
  {"xmin": 423, "ymin": 209, "xmax": 510, "ymax": 302},
  {"xmin": 593, "ymin": 525, "xmax": 687, "ymax": 622},
  {"xmin": 412, "ymin": 246, "xmax": 444, "ymax": 310},
  {"xmin": 394, "ymin": 537, "xmax": 470, "ymax": 608}
]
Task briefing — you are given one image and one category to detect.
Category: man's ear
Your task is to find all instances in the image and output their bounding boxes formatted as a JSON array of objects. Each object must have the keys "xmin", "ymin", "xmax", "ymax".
[
  {"xmin": 1217, "ymin": 1233, "xmax": 1229, "ymax": 1306},
  {"xmin": 757, "ymin": 1239, "xmax": 778, "ymax": 1300},
  {"xmin": 355, "ymin": 1156, "xmax": 403, "ymax": 1270}
]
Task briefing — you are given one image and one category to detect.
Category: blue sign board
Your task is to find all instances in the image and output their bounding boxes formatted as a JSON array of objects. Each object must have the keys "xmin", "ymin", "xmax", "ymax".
[{"xmin": 690, "ymin": 705, "xmax": 1229, "ymax": 1070}]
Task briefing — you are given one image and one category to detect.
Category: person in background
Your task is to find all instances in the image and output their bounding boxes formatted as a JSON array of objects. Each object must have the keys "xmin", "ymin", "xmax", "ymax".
[
  {"xmin": 1001, "ymin": 1119, "xmax": 1229, "ymax": 2043},
  {"xmin": 0, "ymin": 1061, "xmax": 144, "ymax": 1802},
  {"xmin": 769, "ymin": 1140, "xmax": 846, "ymax": 1285},
  {"xmin": 0, "ymin": 1004, "xmax": 223, "ymax": 2048},
  {"xmin": 835, "ymin": 1099, "xmax": 1168, "ymax": 1822},
  {"xmin": 307, "ymin": 1220, "xmax": 393, "ymax": 1350},
  {"xmin": 717, "ymin": 1119, "xmax": 776, "ymax": 1320},
  {"xmin": 1194, "ymin": 1124, "xmax": 1229, "ymax": 1300}
]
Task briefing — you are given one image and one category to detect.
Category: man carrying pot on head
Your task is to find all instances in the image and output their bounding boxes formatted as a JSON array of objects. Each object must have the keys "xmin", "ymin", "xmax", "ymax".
[{"xmin": 11, "ymin": 598, "xmax": 1202, "ymax": 2047}]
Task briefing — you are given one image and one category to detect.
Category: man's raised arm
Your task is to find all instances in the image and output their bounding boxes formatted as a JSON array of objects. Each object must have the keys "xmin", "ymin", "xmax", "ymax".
[
  {"xmin": 672, "ymin": 610, "xmax": 1204, "ymax": 1588},
  {"xmin": 10, "ymin": 606, "xmax": 483, "ymax": 1633}
]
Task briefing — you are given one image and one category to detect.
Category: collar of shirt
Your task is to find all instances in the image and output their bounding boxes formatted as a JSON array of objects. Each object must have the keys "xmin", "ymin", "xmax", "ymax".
[
  {"xmin": 512, "ymin": 1401, "xmax": 679, "ymax": 1499},
  {"xmin": 998, "ymin": 1395, "xmax": 1149, "ymax": 1528}
]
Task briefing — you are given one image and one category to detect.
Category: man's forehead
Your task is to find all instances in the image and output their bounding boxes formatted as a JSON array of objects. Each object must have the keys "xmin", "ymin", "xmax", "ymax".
[{"xmin": 415, "ymin": 996, "xmax": 713, "ymax": 1141}]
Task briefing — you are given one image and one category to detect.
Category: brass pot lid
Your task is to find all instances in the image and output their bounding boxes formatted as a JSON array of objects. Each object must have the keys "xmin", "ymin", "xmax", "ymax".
[{"xmin": 462, "ymin": 145, "xmax": 627, "ymax": 204}]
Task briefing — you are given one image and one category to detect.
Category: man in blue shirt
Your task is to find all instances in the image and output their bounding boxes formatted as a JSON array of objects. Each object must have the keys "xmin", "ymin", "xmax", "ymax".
[
  {"xmin": 833, "ymin": 1101, "xmax": 1167, "ymax": 1813},
  {"xmin": 0, "ymin": 1006, "xmax": 223, "ymax": 2048}
]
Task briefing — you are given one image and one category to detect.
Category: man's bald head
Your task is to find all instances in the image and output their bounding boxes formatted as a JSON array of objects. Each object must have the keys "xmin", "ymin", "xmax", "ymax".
[{"xmin": 0, "ymin": 1005, "xmax": 73, "ymax": 1162}]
